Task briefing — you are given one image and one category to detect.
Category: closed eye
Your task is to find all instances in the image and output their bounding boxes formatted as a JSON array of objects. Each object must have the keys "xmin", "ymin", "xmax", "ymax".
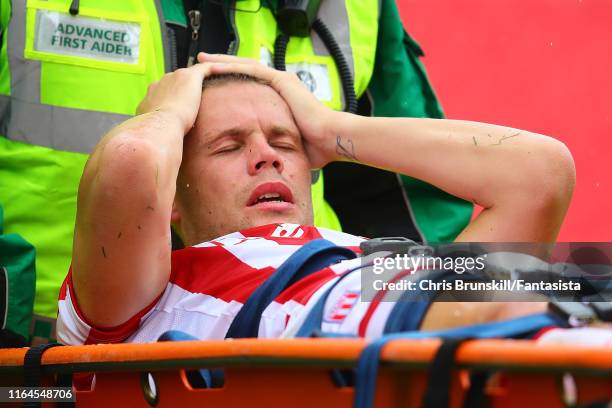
[
  {"xmin": 271, "ymin": 143, "xmax": 296, "ymax": 151},
  {"xmin": 215, "ymin": 144, "xmax": 241, "ymax": 154},
  {"xmin": 269, "ymin": 126, "xmax": 301, "ymax": 150}
]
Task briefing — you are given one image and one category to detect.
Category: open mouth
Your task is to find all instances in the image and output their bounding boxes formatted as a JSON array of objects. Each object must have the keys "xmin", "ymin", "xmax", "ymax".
[{"xmin": 247, "ymin": 182, "xmax": 294, "ymax": 207}]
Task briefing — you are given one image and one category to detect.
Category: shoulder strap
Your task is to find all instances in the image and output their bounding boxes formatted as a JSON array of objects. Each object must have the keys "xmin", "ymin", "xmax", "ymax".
[
  {"xmin": 383, "ymin": 270, "xmax": 484, "ymax": 334},
  {"xmin": 225, "ymin": 239, "xmax": 356, "ymax": 339}
]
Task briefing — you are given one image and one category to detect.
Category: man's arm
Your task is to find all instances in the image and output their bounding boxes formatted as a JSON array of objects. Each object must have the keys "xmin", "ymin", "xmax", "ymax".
[
  {"xmin": 329, "ymin": 115, "xmax": 575, "ymax": 243},
  {"xmin": 72, "ymin": 64, "xmax": 212, "ymax": 327},
  {"xmin": 327, "ymin": 109, "xmax": 571, "ymax": 329},
  {"xmin": 323, "ymin": 90, "xmax": 574, "ymax": 329}
]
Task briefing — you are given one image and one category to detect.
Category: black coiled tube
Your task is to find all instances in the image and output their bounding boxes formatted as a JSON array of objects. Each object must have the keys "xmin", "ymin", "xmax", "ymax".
[
  {"xmin": 312, "ymin": 18, "xmax": 357, "ymax": 114},
  {"xmin": 273, "ymin": 33, "xmax": 289, "ymax": 72},
  {"xmin": 69, "ymin": 0, "xmax": 80, "ymax": 15},
  {"xmin": 166, "ymin": 27, "xmax": 178, "ymax": 71},
  {"xmin": 273, "ymin": 19, "xmax": 358, "ymax": 114}
]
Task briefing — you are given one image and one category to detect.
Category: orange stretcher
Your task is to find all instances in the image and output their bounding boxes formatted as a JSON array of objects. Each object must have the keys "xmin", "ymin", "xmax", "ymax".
[{"xmin": 1, "ymin": 338, "xmax": 611, "ymax": 407}]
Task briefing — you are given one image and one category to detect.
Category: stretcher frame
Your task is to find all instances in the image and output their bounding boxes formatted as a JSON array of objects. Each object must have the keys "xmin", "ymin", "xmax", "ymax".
[{"xmin": 1, "ymin": 338, "xmax": 611, "ymax": 407}]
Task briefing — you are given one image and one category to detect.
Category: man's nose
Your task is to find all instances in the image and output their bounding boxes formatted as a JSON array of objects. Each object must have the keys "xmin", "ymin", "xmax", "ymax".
[{"xmin": 247, "ymin": 139, "xmax": 284, "ymax": 176}]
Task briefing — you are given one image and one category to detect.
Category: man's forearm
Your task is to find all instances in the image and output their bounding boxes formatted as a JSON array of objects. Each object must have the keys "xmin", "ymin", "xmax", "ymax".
[
  {"xmin": 331, "ymin": 114, "xmax": 567, "ymax": 328},
  {"xmin": 329, "ymin": 113, "xmax": 575, "ymax": 242},
  {"xmin": 332, "ymin": 114, "xmax": 568, "ymax": 207}
]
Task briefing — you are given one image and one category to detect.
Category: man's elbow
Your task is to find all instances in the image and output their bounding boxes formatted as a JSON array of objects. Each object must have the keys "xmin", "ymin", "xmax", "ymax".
[
  {"xmin": 87, "ymin": 135, "xmax": 165, "ymax": 200},
  {"xmin": 532, "ymin": 138, "xmax": 576, "ymax": 211},
  {"xmin": 511, "ymin": 137, "xmax": 576, "ymax": 229}
]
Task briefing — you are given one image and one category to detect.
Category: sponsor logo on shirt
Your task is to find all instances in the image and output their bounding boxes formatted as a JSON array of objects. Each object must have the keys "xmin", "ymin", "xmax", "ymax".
[{"xmin": 271, "ymin": 224, "xmax": 305, "ymax": 239}]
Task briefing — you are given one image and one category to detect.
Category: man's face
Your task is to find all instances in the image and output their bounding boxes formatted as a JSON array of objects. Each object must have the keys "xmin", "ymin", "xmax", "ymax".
[{"xmin": 173, "ymin": 81, "xmax": 314, "ymax": 245}]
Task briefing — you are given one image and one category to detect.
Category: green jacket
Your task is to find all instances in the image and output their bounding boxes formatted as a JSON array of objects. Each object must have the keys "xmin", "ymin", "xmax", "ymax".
[{"xmin": 0, "ymin": 205, "xmax": 36, "ymax": 341}]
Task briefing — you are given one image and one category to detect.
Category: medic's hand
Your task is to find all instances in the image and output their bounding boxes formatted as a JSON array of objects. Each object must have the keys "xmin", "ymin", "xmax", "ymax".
[
  {"xmin": 198, "ymin": 52, "xmax": 344, "ymax": 169},
  {"xmin": 137, "ymin": 63, "xmax": 215, "ymax": 135}
]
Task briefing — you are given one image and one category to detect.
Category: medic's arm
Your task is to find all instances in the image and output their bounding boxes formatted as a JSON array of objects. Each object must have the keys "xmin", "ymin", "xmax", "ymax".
[{"xmin": 72, "ymin": 64, "xmax": 212, "ymax": 327}]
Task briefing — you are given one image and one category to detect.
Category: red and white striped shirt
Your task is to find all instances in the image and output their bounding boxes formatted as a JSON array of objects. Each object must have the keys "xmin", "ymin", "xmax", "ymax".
[{"xmin": 57, "ymin": 223, "xmax": 393, "ymax": 345}]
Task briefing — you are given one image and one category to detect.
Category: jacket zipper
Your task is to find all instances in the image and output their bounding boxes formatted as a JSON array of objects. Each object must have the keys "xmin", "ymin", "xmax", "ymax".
[{"xmin": 187, "ymin": 9, "xmax": 201, "ymax": 66}]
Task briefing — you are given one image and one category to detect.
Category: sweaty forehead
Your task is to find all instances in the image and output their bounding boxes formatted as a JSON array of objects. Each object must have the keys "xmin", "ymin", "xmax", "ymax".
[{"xmin": 195, "ymin": 81, "xmax": 297, "ymax": 143}]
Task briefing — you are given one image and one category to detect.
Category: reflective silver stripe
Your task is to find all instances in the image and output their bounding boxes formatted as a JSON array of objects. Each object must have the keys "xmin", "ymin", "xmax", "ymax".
[
  {"xmin": 314, "ymin": 1, "xmax": 355, "ymax": 81},
  {"xmin": 7, "ymin": 0, "xmax": 40, "ymax": 106},
  {"xmin": 0, "ymin": 94, "xmax": 129, "ymax": 153},
  {"xmin": 228, "ymin": 0, "xmax": 240, "ymax": 55},
  {"xmin": 0, "ymin": 92, "xmax": 8, "ymax": 137},
  {"xmin": 2, "ymin": 1, "xmax": 137, "ymax": 153},
  {"xmin": 153, "ymin": 0, "xmax": 172, "ymax": 73}
]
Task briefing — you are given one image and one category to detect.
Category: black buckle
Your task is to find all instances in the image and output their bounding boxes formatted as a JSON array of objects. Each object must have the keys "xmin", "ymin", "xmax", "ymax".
[{"xmin": 360, "ymin": 237, "xmax": 423, "ymax": 256}]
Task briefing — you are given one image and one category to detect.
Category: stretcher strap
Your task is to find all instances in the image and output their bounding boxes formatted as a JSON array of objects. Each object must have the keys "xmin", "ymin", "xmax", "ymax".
[
  {"xmin": 226, "ymin": 239, "xmax": 356, "ymax": 339},
  {"xmin": 24, "ymin": 343, "xmax": 62, "ymax": 387},
  {"xmin": 23, "ymin": 343, "xmax": 74, "ymax": 408},
  {"xmin": 354, "ymin": 313, "xmax": 565, "ymax": 408},
  {"xmin": 463, "ymin": 372, "xmax": 492, "ymax": 408},
  {"xmin": 293, "ymin": 265, "xmax": 364, "ymax": 388},
  {"xmin": 158, "ymin": 330, "xmax": 224, "ymax": 388},
  {"xmin": 424, "ymin": 339, "xmax": 492, "ymax": 408},
  {"xmin": 422, "ymin": 337, "xmax": 465, "ymax": 408},
  {"xmin": 383, "ymin": 270, "xmax": 483, "ymax": 334}
]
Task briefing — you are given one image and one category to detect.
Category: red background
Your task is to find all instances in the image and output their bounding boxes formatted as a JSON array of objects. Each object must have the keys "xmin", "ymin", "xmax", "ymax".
[{"xmin": 397, "ymin": 0, "xmax": 611, "ymax": 241}]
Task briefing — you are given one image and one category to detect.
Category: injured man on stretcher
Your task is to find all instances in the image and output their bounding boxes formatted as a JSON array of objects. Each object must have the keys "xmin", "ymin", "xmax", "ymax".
[{"xmin": 58, "ymin": 52, "xmax": 604, "ymax": 346}]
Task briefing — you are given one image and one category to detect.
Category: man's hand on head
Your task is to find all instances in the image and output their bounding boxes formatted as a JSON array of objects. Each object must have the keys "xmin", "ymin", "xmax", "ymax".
[
  {"xmin": 197, "ymin": 52, "xmax": 345, "ymax": 169},
  {"xmin": 136, "ymin": 62, "xmax": 216, "ymax": 135}
]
